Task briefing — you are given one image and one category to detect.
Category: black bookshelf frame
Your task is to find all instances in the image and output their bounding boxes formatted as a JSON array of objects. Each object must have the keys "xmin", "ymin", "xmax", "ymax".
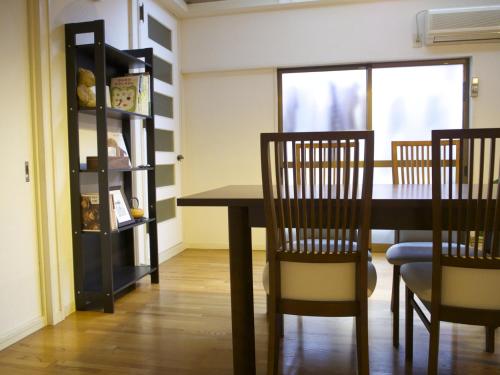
[{"xmin": 65, "ymin": 20, "xmax": 159, "ymax": 313}]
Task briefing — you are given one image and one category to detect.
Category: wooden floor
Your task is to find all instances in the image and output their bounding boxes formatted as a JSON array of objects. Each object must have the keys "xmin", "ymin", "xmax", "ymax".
[{"xmin": 0, "ymin": 250, "xmax": 499, "ymax": 374}]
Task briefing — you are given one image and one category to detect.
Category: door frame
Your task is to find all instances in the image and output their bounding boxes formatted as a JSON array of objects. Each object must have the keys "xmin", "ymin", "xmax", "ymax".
[
  {"xmin": 27, "ymin": 0, "xmax": 65, "ymax": 325},
  {"xmin": 131, "ymin": 0, "xmax": 185, "ymax": 264}
]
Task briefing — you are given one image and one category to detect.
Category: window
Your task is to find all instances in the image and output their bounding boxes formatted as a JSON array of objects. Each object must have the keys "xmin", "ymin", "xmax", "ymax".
[
  {"xmin": 281, "ymin": 68, "xmax": 366, "ymax": 132},
  {"xmin": 279, "ymin": 59, "xmax": 469, "ymax": 183}
]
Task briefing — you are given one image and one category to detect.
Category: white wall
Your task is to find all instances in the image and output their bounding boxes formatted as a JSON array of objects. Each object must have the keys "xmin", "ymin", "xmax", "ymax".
[
  {"xmin": 182, "ymin": 69, "xmax": 276, "ymax": 249},
  {"xmin": 0, "ymin": 0, "xmax": 45, "ymax": 350},
  {"xmin": 48, "ymin": 0, "xmax": 131, "ymax": 316},
  {"xmin": 180, "ymin": 0, "xmax": 500, "ymax": 249}
]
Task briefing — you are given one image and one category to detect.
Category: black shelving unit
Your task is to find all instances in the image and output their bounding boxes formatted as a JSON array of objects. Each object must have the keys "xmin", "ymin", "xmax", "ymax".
[{"xmin": 65, "ymin": 20, "xmax": 159, "ymax": 313}]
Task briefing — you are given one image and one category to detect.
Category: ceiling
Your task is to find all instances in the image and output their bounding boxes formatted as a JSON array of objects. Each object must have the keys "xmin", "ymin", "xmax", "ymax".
[
  {"xmin": 184, "ymin": 0, "xmax": 224, "ymax": 4},
  {"xmin": 161, "ymin": 0, "xmax": 403, "ymax": 19}
]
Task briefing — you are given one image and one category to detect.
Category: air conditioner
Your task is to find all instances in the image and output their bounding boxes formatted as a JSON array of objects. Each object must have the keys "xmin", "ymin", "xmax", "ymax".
[{"xmin": 423, "ymin": 5, "xmax": 500, "ymax": 45}]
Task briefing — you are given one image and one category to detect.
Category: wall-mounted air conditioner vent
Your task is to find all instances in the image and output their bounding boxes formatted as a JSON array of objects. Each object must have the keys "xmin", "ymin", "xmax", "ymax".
[{"xmin": 424, "ymin": 5, "xmax": 500, "ymax": 45}]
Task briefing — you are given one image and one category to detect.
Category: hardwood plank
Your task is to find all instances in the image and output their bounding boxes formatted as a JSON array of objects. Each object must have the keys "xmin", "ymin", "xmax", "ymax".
[{"xmin": 0, "ymin": 250, "xmax": 498, "ymax": 374}]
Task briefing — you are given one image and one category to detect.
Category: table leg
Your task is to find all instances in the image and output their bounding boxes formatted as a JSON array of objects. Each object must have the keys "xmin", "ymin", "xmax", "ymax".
[{"xmin": 228, "ymin": 206, "xmax": 256, "ymax": 375}]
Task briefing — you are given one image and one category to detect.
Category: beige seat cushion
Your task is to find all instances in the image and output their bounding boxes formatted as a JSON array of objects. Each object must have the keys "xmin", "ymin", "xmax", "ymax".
[
  {"xmin": 401, "ymin": 262, "xmax": 500, "ymax": 309},
  {"xmin": 386, "ymin": 242, "xmax": 468, "ymax": 266},
  {"xmin": 262, "ymin": 261, "xmax": 377, "ymax": 301}
]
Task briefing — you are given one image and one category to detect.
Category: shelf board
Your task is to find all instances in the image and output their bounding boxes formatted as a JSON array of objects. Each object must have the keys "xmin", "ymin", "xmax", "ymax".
[
  {"xmin": 79, "ymin": 107, "xmax": 151, "ymax": 120},
  {"xmin": 84, "ymin": 265, "xmax": 157, "ymax": 294},
  {"xmin": 76, "ymin": 43, "xmax": 151, "ymax": 69},
  {"xmin": 115, "ymin": 217, "xmax": 155, "ymax": 232},
  {"xmin": 81, "ymin": 218, "xmax": 155, "ymax": 235},
  {"xmin": 80, "ymin": 166, "xmax": 154, "ymax": 173}
]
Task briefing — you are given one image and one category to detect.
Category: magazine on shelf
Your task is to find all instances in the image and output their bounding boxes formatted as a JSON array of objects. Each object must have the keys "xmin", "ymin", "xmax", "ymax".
[{"xmin": 81, "ymin": 193, "xmax": 118, "ymax": 232}]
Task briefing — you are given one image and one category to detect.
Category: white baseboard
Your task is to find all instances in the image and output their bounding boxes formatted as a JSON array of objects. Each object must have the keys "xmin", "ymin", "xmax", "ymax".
[
  {"xmin": 159, "ymin": 242, "xmax": 186, "ymax": 264},
  {"xmin": 184, "ymin": 243, "xmax": 266, "ymax": 251},
  {"xmin": 0, "ymin": 316, "xmax": 46, "ymax": 351}
]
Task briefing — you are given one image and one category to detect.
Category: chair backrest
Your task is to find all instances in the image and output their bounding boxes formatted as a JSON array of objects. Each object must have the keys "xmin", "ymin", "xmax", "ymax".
[
  {"xmin": 432, "ymin": 128, "xmax": 500, "ymax": 310},
  {"xmin": 294, "ymin": 141, "xmax": 357, "ymax": 185},
  {"xmin": 392, "ymin": 140, "xmax": 460, "ymax": 243},
  {"xmin": 293, "ymin": 140, "xmax": 358, "ymax": 241},
  {"xmin": 261, "ymin": 130, "xmax": 374, "ymax": 262},
  {"xmin": 392, "ymin": 140, "xmax": 460, "ymax": 185}
]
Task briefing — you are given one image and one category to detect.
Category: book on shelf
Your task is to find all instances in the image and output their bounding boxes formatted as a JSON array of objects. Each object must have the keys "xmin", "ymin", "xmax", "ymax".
[
  {"xmin": 86, "ymin": 131, "xmax": 132, "ymax": 170},
  {"xmin": 81, "ymin": 193, "xmax": 118, "ymax": 232},
  {"xmin": 110, "ymin": 73, "xmax": 150, "ymax": 116}
]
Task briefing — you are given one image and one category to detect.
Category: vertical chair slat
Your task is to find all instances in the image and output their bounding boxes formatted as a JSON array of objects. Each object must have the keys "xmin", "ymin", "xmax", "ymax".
[
  {"xmin": 274, "ymin": 141, "xmax": 286, "ymax": 253},
  {"xmin": 349, "ymin": 139, "xmax": 360, "ymax": 254},
  {"xmin": 292, "ymin": 141, "xmax": 300, "ymax": 253},
  {"xmin": 492, "ymin": 177, "xmax": 500, "ymax": 258},
  {"xmin": 456, "ymin": 138, "xmax": 464, "ymax": 255},
  {"xmin": 392, "ymin": 142, "xmax": 398, "ymax": 184},
  {"xmin": 408, "ymin": 145, "xmax": 413, "ymax": 184},
  {"xmin": 283, "ymin": 141, "xmax": 293, "ymax": 253},
  {"xmin": 427, "ymin": 144, "xmax": 431, "ymax": 184},
  {"xmin": 334, "ymin": 140, "xmax": 342, "ymax": 254},
  {"xmin": 418, "ymin": 145, "xmax": 423, "ymax": 184},
  {"xmin": 465, "ymin": 138, "xmax": 474, "ymax": 259},
  {"xmin": 441, "ymin": 144, "xmax": 445, "ymax": 184},
  {"xmin": 309, "ymin": 141, "xmax": 316, "ymax": 253},
  {"xmin": 301, "ymin": 141, "xmax": 308, "ymax": 254},
  {"xmin": 484, "ymin": 138, "xmax": 496, "ymax": 256},
  {"xmin": 412, "ymin": 145, "xmax": 417, "ymax": 184},
  {"xmin": 342, "ymin": 140, "xmax": 351, "ymax": 254},
  {"xmin": 447, "ymin": 139, "xmax": 453, "ymax": 257},
  {"xmin": 474, "ymin": 138, "xmax": 485, "ymax": 258},
  {"xmin": 404, "ymin": 145, "xmax": 409, "ymax": 184},
  {"xmin": 326, "ymin": 140, "xmax": 333, "ymax": 254},
  {"xmin": 318, "ymin": 141, "xmax": 324, "ymax": 254}
]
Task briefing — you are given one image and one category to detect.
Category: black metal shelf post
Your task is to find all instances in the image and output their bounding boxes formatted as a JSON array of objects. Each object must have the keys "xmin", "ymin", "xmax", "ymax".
[{"xmin": 65, "ymin": 20, "xmax": 158, "ymax": 313}]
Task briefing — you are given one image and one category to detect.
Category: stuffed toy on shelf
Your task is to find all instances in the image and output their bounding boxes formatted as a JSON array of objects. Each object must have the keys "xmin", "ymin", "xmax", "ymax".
[{"xmin": 77, "ymin": 67, "xmax": 96, "ymax": 108}]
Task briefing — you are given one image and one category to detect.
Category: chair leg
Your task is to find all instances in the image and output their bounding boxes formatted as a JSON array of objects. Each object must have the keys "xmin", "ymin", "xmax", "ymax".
[
  {"xmin": 428, "ymin": 316, "xmax": 441, "ymax": 375},
  {"xmin": 486, "ymin": 326, "xmax": 496, "ymax": 353},
  {"xmin": 267, "ymin": 311, "xmax": 280, "ymax": 375},
  {"xmin": 392, "ymin": 265, "xmax": 400, "ymax": 348},
  {"xmin": 277, "ymin": 313, "xmax": 284, "ymax": 338},
  {"xmin": 265, "ymin": 230, "xmax": 270, "ymax": 316},
  {"xmin": 356, "ymin": 310, "xmax": 369, "ymax": 375},
  {"xmin": 405, "ymin": 286, "xmax": 413, "ymax": 363}
]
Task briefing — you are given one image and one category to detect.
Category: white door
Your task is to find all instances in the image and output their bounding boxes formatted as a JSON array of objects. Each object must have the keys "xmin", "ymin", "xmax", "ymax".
[
  {"xmin": 138, "ymin": 0, "xmax": 182, "ymax": 262},
  {"xmin": 0, "ymin": 0, "xmax": 44, "ymax": 349}
]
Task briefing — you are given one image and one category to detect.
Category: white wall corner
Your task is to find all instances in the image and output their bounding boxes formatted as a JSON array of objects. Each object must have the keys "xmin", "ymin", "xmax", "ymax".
[
  {"xmin": 159, "ymin": 242, "xmax": 186, "ymax": 263},
  {"xmin": 0, "ymin": 316, "xmax": 46, "ymax": 352},
  {"xmin": 156, "ymin": 0, "xmax": 189, "ymax": 19},
  {"xmin": 28, "ymin": 0, "xmax": 69, "ymax": 327}
]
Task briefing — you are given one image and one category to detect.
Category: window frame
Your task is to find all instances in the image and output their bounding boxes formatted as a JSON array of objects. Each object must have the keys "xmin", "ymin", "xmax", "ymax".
[{"xmin": 277, "ymin": 57, "xmax": 470, "ymax": 168}]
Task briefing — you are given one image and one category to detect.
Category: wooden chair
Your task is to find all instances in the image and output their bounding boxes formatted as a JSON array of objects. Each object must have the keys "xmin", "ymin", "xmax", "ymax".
[
  {"xmin": 391, "ymin": 140, "xmax": 460, "ymax": 185},
  {"xmin": 402, "ymin": 128, "xmax": 500, "ymax": 374},
  {"xmin": 261, "ymin": 131, "xmax": 376, "ymax": 375},
  {"xmin": 385, "ymin": 140, "xmax": 460, "ymax": 347}
]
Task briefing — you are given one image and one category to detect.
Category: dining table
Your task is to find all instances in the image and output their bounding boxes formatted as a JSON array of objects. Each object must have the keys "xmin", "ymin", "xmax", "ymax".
[{"xmin": 177, "ymin": 184, "xmax": 437, "ymax": 375}]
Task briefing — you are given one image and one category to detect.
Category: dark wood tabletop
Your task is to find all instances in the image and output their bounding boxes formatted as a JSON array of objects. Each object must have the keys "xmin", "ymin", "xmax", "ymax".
[
  {"xmin": 178, "ymin": 184, "xmax": 435, "ymax": 230},
  {"xmin": 178, "ymin": 184, "xmax": 434, "ymax": 206}
]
